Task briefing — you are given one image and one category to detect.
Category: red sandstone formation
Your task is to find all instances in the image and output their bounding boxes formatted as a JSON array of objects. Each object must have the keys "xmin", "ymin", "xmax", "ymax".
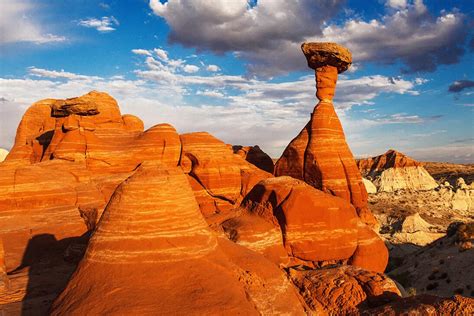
[
  {"xmin": 290, "ymin": 265, "xmax": 401, "ymax": 314},
  {"xmin": 0, "ymin": 91, "xmax": 182, "ymax": 269},
  {"xmin": 180, "ymin": 132, "xmax": 272, "ymax": 218},
  {"xmin": 233, "ymin": 145, "xmax": 274, "ymax": 173},
  {"xmin": 357, "ymin": 149, "xmax": 422, "ymax": 176},
  {"xmin": 51, "ymin": 162, "xmax": 304, "ymax": 315},
  {"xmin": 0, "ymin": 239, "xmax": 8, "ymax": 292},
  {"xmin": 274, "ymin": 43, "xmax": 376, "ymax": 227},
  {"xmin": 229, "ymin": 176, "xmax": 388, "ymax": 272}
]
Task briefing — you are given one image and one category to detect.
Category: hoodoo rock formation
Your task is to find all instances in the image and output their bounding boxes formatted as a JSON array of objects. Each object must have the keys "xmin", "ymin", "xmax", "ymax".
[
  {"xmin": 357, "ymin": 149, "xmax": 438, "ymax": 192},
  {"xmin": 275, "ymin": 42, "xmax": 376, "ymax": 227}
]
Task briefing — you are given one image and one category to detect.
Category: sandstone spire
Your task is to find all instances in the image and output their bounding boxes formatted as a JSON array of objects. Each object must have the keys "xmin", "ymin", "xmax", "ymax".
[{"xmin": 275, "ymin": 42, "xmax": 376, "ymax": 227}]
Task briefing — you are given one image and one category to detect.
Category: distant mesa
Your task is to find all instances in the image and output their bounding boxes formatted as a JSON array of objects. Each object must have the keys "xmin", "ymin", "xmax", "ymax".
[{"xmin": 357, "ymin": 149, "xmax": 438, "ymax": 192}]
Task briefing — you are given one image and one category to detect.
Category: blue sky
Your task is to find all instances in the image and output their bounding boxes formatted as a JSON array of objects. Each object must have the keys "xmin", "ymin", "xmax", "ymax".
[{"xmin": 1, "ymin": 0, "xmax": 473, "ymax": 162}]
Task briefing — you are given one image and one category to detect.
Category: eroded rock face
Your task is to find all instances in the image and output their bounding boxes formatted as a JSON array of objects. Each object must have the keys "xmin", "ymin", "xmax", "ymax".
[
  {"xmin": 181, "ymin": 132, "xmax": 272, "ymax": 218},
  {"xmin": 290, "ymin": 265, "xmax": 400, "ymax": 315},
  {"xmin": 0, "ymin": 91, "xmax": 182, "ymax": 270},
  {"xmin": 0, "ymin": 239, "xmax": 8, "ymax": 292},
  {"xmin": 231, "ymin": 176, "xmax": 388, "ymax": 272},
  {"xmin": 275, "ymin": 42, "xmax": 375, "ymax": 228},
  {"xmin": 358, "ymin": 150, "xmax": 438, "ymax": 192},
  {"xmin": 233, "ymin": 145, "xmax": 274, "ymax": 174},
  {"xmin": 51, "ymin": 162, "xmax": 304, "ymax": 315}
]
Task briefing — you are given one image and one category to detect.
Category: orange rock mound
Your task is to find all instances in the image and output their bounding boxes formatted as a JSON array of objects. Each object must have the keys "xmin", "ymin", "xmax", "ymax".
[
  {"xmin": 290, "ymin": 265, "xmax": 401, "ymax": 314},
  {"xmin": 51, "ymin": 162, "xmax": 304, "ymax": 315},
  {"xmin": 225, "ymin": 176, "xmax": 388, "ymax": 272}
]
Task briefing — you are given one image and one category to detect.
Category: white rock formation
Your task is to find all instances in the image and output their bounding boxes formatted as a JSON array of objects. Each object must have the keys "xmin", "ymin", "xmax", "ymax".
[
  {"xmin": 362, "ymin": 178, "xmax": 377, "ymax": 194},
  {"xmin": 392, "ymin": 213, "xmax": 444, "ymax": 246},
  {"xmin": 0, "ymin": 149, "xmax": 8, "ymax": 162},
  {"xmin": 373, "ymin": 166, "xmax": 438, "ymax": 193}
]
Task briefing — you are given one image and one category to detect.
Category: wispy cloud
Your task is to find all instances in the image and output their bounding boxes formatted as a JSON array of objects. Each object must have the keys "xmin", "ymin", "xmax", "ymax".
[
  {"xmin": 78, "ymin": 16, "xmax": 119, "ymax": 33},
  {"xmin": 0, "ymin": 0, "xmax": 65, "ymax": 44},
  {"xmin": 0, "ymin": 48, "xmax": 429, "ymax": 158}
]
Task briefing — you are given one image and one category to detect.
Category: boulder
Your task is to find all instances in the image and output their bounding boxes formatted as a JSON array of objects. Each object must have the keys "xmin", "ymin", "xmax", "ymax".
[
  {"xmin": 363, "ymin": 178, "xmax": 377, "ymax": 194},
  {"xmin": 241, "ymin": 176, "xmax": 359, "ymax": 264},
  {"xmin": 234, "ymin": 176, "xmax": 388, "ymax": 272},
  {"xmin": 290, "ymin": 265, "xmax": 400, "ymax": 315}
]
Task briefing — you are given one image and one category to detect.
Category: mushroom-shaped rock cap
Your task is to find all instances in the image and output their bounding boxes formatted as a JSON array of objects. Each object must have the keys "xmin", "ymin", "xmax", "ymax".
[{"xmin": 301, "ymin": 42, "xmax": 352, "ymax": 73}]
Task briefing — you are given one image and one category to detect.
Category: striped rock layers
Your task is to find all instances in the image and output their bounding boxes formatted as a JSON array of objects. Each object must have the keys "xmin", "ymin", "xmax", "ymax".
[
  {"xmin": 226, "ymin": 176, "xmax": 388, "ymax": 272},
  {"xmin": 274, "ymin": 43, "xmax": 376, "ymax": 227},
  {"xmin": 180, "ymin": 132, "xmax": 272, "ymax": 218},
  {"xmin": 290, "ymin": 265, "xmax": 401, "ymax": 314},
  {"xmin": 0, "ymin": 91, "xmax": 182, "ymax": 269},
  {"xmin": 51, "ymin": 162, "xmax": 304, "ymax": 315},
  {"xmin": 357, "ymin": 150, "xmax": 438, "ymax": 192}
]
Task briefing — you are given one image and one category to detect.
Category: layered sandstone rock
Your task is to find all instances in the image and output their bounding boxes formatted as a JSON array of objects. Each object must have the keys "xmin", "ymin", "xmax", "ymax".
[
  {"xmin": 275, "ymin": 42, "xmax": 376, "ymax": 227},
  {"xmin": 0, "ymin": 239, "xmax": 8, "ymax": 292},
  {"xmin": 290, "ymin": 265, "xmax": 401, "ymax": 314},
  {"xmin": 51, "ymin": 162, "xmax": 304, "ymax": 315},
  {"xmin": 0, "ymin": 149, "xmax": 8, "ymax": 162},
  {"xmin": 180, "ymin": 132, "xmax": 271, "ymax": 218},
  {"xmin": 233, "ymin": 145, "xmax": 274, "ymax": 173},
  {"xmin": 0, "ymin": 91, "xmax": 182, "ymax": 270},
  {"xmin": 229, "ymin": 176, "xmax": 388, "ymax": 272},
  {"xmin": 358, "ymin": 150, "xmax": 438, "ymax": 192}
]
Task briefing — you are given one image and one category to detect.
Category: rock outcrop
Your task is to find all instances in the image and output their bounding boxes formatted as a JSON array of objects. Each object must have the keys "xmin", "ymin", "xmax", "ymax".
[
  {"xmin": 363, "ymin": 178, "xmax": 377, "ymax": 194},
  {"xmin": 290, "ymin": 265, "xmax": 401, "ymax": 314},
  {"xmin": 363, "ymin": 295, "xmax": 474, "ymax": 315},
  {"xmin": 233, "ymin": 145, "xmax": 274, "ymax": 173},
  {"xmin": 358, "ymin": 150, "xmax": 438, "ymax": 192},
  {"xmin": 227, "ymin": 176, "xmax": 388, "ymax": 272},
  {"xmin": 0, "ymin": 149, "xmax": 8, "ymax": 162},
  {"xmin": 275, "ymin": 42, "xmax": 376, "ymax": 227},
  {"xmin": 181, "ymin": 132, "xmax": 271, "ymax": 218},
  {"xmin": 0, "ymin": 239, "xmax": 8, "ymax": 292},
  {"xmin": 0, "ymin": 91, "xmax": 183, "ymax": 270},
  {"xmin": 51, "ymin": 162, "xmax": 304, "ymax": 315}
]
